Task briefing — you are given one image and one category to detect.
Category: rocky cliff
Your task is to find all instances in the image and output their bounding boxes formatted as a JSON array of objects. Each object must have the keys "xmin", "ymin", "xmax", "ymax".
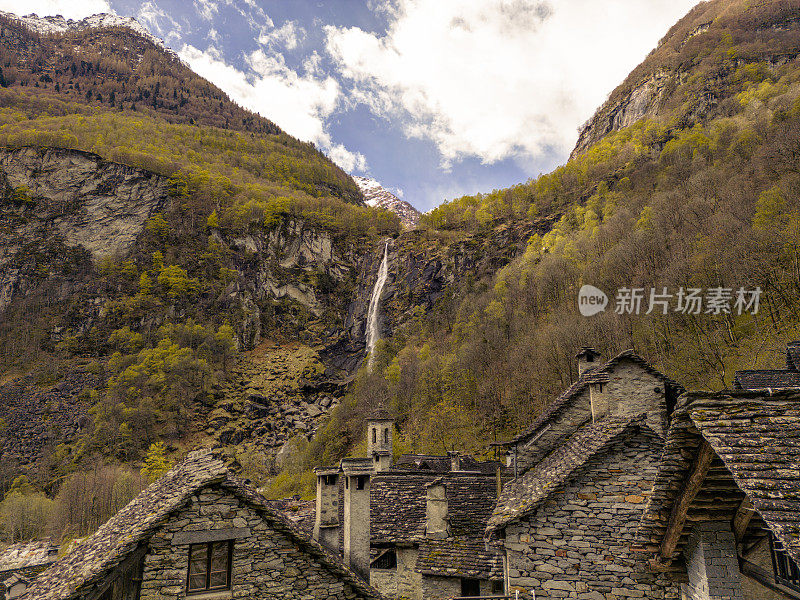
[
  {"xmin": 571, "ymin": 0, "xmax": 800, "ymax": 159},
  {"xmin": 0, "ymin": 146, "xmax": 546, "ymax": 470}
]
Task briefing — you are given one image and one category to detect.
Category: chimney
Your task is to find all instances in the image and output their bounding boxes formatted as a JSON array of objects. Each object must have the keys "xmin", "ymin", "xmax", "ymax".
[
  {"xmin": 576, "ymin": 347, "xmax": 602, "ymax": 377},
  {"xmin": 448, "ymin": 451, "xmax": 461, "ymax": 472},
  {"xmin": 312, "ymin": 467, "xmax": 340, "ymax": 553},
  {"xmin": 367, "ymin": 408, "xmax": 394, "ymax": 472},
  {"xmin": 425, "ymin": 478, "xmax": 450, "ymax": 539},
  {"xmin": 340, "ymin": 458, "xmax": 373, "ymax": 579},
  {"xmin": 588, "ymin": 373, "xmax": 611, "ymax": 422}
]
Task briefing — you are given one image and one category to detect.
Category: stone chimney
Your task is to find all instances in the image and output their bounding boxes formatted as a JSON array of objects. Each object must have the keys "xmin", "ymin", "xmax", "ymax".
[
  {"xmin": 576, "ymin": 347, "xmax": 602, "ymax": 377},
  {"xmin": 448, "ymin": 451, "xmax": 461, "ymax": 472},
  {"xmin": 340, "ymin": 457, "xmax": 373, "ymax": 579},
  {"xmin": 312, "ymin": 467, "xmax": 340, "ymax": 553},
  {"xmin": 587, "ymin": 373, "xmax": 611, "ymax": 422},
  {"xmin": 367, "ymin": 407, "xmax": 394, "ymax": 472},
  {"xmin": 425, "ymin": 478, "xmax": 450, "ymax": 539}
]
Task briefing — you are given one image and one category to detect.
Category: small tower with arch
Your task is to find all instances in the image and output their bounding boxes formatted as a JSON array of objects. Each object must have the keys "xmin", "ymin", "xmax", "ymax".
[{"xmin": 367, "ymin": 407, "xmax": 394, "ymax": 472}]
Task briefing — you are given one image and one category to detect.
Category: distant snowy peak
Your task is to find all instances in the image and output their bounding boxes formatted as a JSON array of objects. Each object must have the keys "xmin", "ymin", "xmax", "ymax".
[
  {"xmin": 353, "ymin": 176, "xmax": 421, "ymax": 229},
  {"xmin": 1, "ymin": 11, "xmax": 166, "ymax": 50}
]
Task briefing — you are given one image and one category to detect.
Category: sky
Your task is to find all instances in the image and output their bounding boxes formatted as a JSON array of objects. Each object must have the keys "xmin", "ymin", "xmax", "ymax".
[{"xmin": 0, "ymin": 0, "xmax": 702, "ymax": 211}]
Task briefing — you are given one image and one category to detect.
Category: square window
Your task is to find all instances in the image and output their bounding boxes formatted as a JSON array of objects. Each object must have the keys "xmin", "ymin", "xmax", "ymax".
[{"xmin": 187, "ymin": 540, "xmax": 233, "ymax": 594}]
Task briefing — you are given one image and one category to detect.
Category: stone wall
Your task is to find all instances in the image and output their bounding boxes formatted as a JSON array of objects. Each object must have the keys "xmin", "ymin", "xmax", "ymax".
[
  {"xmin": 370, "ymin": 547, "xmax": 422, "ymax": 600},
  {"xmin": 682, "ymin": 522, "xmax": 744, "ymax": 600},
  {"xmin": 603, "ymin": 361, "xmax": 668, "ymax": 436},
  {"xmin": 505, "ymin": 433, "xmax": 681, "ymax": 600},
  {"xmin": 139, "ymin": 485, "xmax": 371, "ymax": 599}
]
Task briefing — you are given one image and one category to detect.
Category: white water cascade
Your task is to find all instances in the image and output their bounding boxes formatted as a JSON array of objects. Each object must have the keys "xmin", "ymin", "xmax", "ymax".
[{"xmin": 366, "ymin": 241, "xmax": 390, "ymax": 371}]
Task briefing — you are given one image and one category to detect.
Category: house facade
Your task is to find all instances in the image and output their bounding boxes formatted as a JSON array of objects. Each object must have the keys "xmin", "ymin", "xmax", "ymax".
[
  {"xmin": 485, "ymin": 348, "xmax": 685, "ymax": 599},
  {"xmin": 640, "ymin": 389, "xmax": 800, "ymax": 600},
  {"xmin": 17, "ymin": 451, "xmax": 382, "ymax": 600}
]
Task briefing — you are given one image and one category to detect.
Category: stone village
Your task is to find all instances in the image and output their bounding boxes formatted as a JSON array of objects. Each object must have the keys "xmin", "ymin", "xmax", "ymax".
[{"xmin": 2, "ymin": 344, "xmax": 800, "ymax": 600}]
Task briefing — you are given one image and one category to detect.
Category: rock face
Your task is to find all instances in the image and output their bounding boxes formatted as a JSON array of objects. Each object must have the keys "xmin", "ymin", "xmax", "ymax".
[
  {"xmin": 0, "ymin": 146, "xmax": 169, "ymax": 258},
  {"xmin": 353, "ymin": 176, "xmax": 421, "ymax": 229}
]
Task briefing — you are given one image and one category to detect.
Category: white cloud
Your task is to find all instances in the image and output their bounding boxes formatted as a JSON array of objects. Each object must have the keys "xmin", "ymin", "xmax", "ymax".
[
  {"xmin": 326, "ymin": 0, "xmax": 702, "ymax": 166},
  {"xmin": 193, "ymin": 0, "xmax": 219, "ymax": 21},
  {"xmin": 178, "ymin": 44, "xmax": 367, "ymax": 172},
  {"xmin": 136, "ymin": 1, "xmax": 180, "ymax": 41},
  {"xmin": 258, "ymin": 20, "xmax": 304, "ymax": 51},
  {"xmin": 0, "ymin": 0, "xmax": 111, "ymax": 19}
]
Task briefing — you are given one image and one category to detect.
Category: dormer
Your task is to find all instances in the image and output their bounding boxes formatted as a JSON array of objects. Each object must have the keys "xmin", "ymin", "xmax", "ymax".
[{"xmin": 576, "ymin": 347, "xmax": 602, "ymax": 377}]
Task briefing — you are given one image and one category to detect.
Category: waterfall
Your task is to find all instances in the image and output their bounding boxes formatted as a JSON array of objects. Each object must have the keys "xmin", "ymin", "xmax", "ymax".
[{"xmin": 366, "ymin": 241, "xmax": 390, "ymax": 371}]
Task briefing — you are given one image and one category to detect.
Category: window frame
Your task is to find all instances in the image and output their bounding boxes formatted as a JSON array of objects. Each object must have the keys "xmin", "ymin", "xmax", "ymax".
[{"xmin": 186, "ymin": 539, "xmax": 234, "ymax": 595}]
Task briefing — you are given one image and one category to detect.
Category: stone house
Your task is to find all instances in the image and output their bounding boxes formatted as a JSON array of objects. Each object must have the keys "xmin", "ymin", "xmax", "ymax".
[
  {"xmin": 17, "ymin": 450, "xmax": 383, "ymax": 600},
  {"xmin": 313, "ymin": 409, "xmax": 505, "ymax": 600},
  {"xmin": 485, "ymin": 348, "xmax": 685, "ymax": 599},
  {"xmin": 640, "ymin": 389, "xmax": 800, "ymax": 600},
  {"xmin": 0, "ymin": 540, "xmax": 59, "ymax": 600}
]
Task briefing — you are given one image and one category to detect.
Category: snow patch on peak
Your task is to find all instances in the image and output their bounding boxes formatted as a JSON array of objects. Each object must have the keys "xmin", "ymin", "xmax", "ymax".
[
  {"xmin": 353, "ymin": 176, "xmax": 421, "ymax": 229},
  {"xmin": 0, "ymin": 10, "xmax": 167, "ymax": 51}
]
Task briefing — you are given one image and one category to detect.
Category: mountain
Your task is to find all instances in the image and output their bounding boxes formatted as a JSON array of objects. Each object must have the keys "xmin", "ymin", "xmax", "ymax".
[
  {"xmin": 352, "ymin": 176, "xmax": 421, "ymax": 228},
  {"xmin": 3, "ymin": 0, "xmax": 800, "ymax": 514},
  {"xmin": 0, "ymin": 11, "xmax": 164, "ymax": 48},
  {"xmin": 572, "ymin": 0, "xmax": 800, "ymax": 158}
]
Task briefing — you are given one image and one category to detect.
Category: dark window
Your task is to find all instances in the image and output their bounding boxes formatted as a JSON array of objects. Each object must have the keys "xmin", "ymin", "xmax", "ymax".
[
  {"xmin": 460, "ymin": 578, "xmax": 481, "ymax": 597},
  {"xmin": 491, "ymin": 580, "xmax": 504, "ymax": 594},
  {"xmin": 770, "ymin": 532, "xmax": 800, "ymax": 590},
  {"xmin": 187, "ymin": 540, "xmax": 233, "ymax": 594},
  {"xmin": 586, "ymin": 355, "xmax": 594, "ymax": 362},
  {"xmin": 371, "ymin": 549, "xmax": 397, "ymax": 570},
  {"xmin": 372, "ymin": 428, "xmax": 377, "ymax": 444},
  {"xmin": 356, "ymin": 475, "xmax": 367, "ymax": 490},
  {"xmin": 323, "ymin": 474, "xmax": 337, "ymax": 486},
  {"xmin": 383, "ymin": 428, "xmax": 389, "ymax": 444}
]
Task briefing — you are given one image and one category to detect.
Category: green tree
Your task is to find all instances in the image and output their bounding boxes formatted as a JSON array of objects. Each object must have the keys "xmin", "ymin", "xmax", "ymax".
[{"xmin": 141, "ymin": 442, "xmax": 171, "ymax": 483}]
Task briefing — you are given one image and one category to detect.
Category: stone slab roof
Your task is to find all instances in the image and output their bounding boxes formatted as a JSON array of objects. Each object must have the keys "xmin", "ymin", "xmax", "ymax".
[
  {"xmin": 0, "ymin": 540, "xmax": 58, "ymax": 575},
  {"xmin": 416, "ymin": 540, "xmax": 503, "ymax": 580},
  {"xmin": 640, "ymin": 391, "xmax": 800, "ymax": 567},
  {"xmin": 733, "ymin": 369, "xmax": 800, "ymax": 390},
  {"xmin": 370, "ymin": 471, "xmax": 501, "ymax": 578},
  {"xmin": 497, "ymin": 350, "xmax": 681, "ymax": 447},
  {"xmin": 486, "ymin": 416, "xmax": 649, "ymax": 535},
  {"xmin": 392, "ymin": 454, "xmax": 501, "ymax": 474},
  {"xmin": 21, "ymin": 450, "xmax": 383, "ymax": 600}
]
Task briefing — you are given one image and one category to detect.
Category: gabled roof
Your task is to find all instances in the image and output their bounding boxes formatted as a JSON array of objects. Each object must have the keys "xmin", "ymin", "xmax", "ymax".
[
  {"xmin": 21, "ymin": 450, "xmax": 382, "ymax": 600},
  {"xmin": 486, "ymin": 416, "xmax": 653, "ymax": 536},
  {"xmin": 0, "ymin": 540, "xmax": 58, "ymax": 574},
  {"xmin": 497, "ymin": 350, "xmax": 681, "ymax": 447},
  {"xmin": 640, "ymin": 390, "xmax": 800, "ymax": 568},
  {"xmin": 691, "ymin": 394, "xmax": 800, "ymax": 565}
]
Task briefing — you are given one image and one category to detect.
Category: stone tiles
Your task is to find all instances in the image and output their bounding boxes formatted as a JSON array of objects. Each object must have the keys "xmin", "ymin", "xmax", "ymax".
[
  {"xmin": 0, "ymin": 540, "xmax": 58, "ymax": 575},
  {"xmin": 486, "ymin": 415, "xmax": 649, "ymax": 536},
  {"xmin": 370, "ymin": 470, "xmax": 501, "ymax": 579},
  {"xmin": 640, "ymin": 390, "xmax": 800, "ymax": 567},
  {"xmin": 20, "ymin": 450, "xmax": 382, "ymax": 600},
  {"xmin": 499, "ymin": 350, "xmax": 681, "ymax": 447}
]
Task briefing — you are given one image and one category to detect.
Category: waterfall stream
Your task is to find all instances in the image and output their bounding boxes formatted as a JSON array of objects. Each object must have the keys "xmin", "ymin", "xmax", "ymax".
[{"xmin": 366, "ymin": 241, "xmax": 389, "ymax": 371}]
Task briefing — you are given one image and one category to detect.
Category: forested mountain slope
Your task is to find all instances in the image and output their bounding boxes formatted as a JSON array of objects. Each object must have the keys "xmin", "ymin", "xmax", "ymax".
[{"xmin": 312, "ymin": 0, "xmax": 800, "ymax": 475}]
